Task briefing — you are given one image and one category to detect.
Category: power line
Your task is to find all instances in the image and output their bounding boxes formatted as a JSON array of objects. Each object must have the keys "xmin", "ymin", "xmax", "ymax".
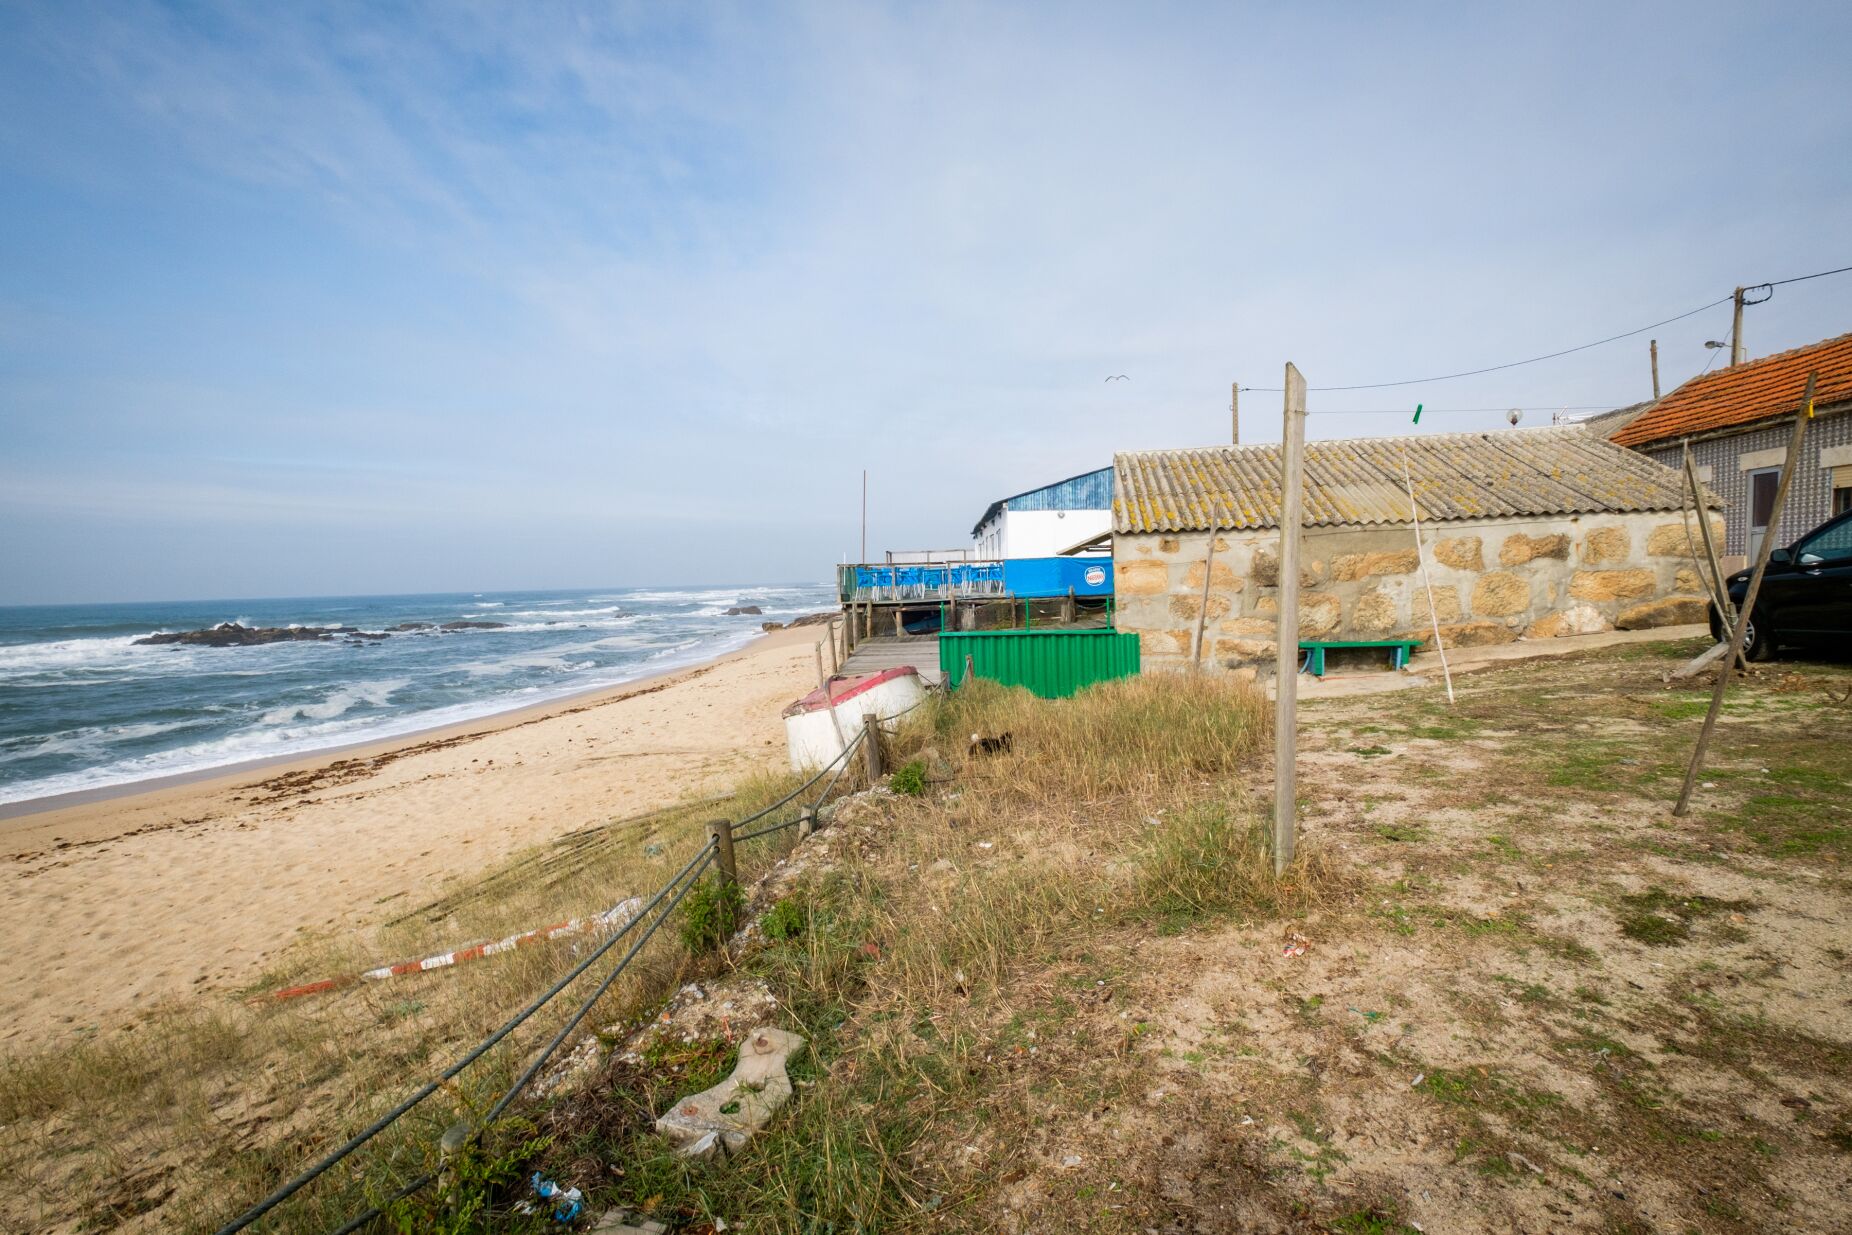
[
  {"xmin": 1242, "ymin": 296, "xmax": 1731, "ymax": 392},
  {"xmin": 1307, "ymin": 404, "xmax": 1616, "ymax": 416},
  {"xmin": 1239, "ymin": 262, "xmax": 1852, "ymax": 395},
  {"xmin": 1758, "ymin": 262, "xmax": 1852, "ymax": 289}
]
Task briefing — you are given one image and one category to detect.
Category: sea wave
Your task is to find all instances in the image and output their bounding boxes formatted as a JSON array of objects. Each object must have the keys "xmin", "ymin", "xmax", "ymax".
[{"xmin": 260, "ymin": 678, "xmax": 410, "ymax": 726}]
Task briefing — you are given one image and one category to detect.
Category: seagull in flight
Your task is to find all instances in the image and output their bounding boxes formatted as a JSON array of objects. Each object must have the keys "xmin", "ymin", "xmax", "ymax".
[{"xmin": 1104, "ymin": 374, "xmax": 1129, "ymax": 382}]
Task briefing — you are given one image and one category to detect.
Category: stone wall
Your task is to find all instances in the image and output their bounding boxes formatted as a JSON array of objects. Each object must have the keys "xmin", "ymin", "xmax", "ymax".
[{"xmin": 1114, "ymin": 509, "xmax": 1722, "ymax": 674}]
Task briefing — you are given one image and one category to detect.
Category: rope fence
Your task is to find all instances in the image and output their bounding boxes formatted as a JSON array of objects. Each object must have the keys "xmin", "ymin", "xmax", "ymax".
[{"xmin": 213, "ymin": 688, "xmax": 934, "ymax": 1235}]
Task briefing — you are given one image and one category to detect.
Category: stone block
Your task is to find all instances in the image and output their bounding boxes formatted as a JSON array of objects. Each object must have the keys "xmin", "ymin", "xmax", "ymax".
[
  {"xmin": 1214, "ymin": 637, "xmax": 1275, "ymax": 659},
  {"xmin": 1137, "ymin": 629, "xmax": 1190, "ymax": 656},
  {"xmin": 1218, "ymin": 616, "xmax": 1276, "ymax": 637},
  {"xmin": 1646, "ymin": 516, "xmax": 1726, "ymax": 557},
  {"xmin": 1523, "ymin": 603, "xmax": 1610, "ymax": 638},
  {"xmin": 1415, "ymin": 585, "xmax": 1462, "ymax": 625},
  {"xmin": 1581, "ymin": 526, "xmax": 1631, "ymax": 564},
  {"xmin": 1168, "ymin": 593, "xmax": 1232, "ymax": 622},
  {"xmin": 1423, "ymin": 621, "xmax": 1518, "ymax": 648},
  {"xmin": 1499, "ymin": 532, "xmax": 1570, "ymax": 566},
  {"xmin": 1328, "ymin": 550, "xmax": 1420, "ymax": 582},
  {"xmin": 1351, "ymin": 589, "xmax": 1399, "ymax": 632},
  {"xmin": 1433, "ymin": 536, "xmax": 1484, "ymax": 571},
  {"xmin": 1116, "ymin": 559, "xmax": 1169, "ymax": 595},
  {"xmin": 1299, "ymin": 592, "xmax": 1342, "ymax": 637},
  {"xmin": 1183, "ymin": 560, "xmax": 1242, "ymax": 590},
  {"xmin": 1568, "ymin": 569, "xmax": 1656, "ymax": 602},
  {"xmin": 1159, "ymin": 537, "xmax": 1180, "ymax": 554},
  {"xmin": 656, "ymin": 1027, "xmax": 806, "ymax": 1158},
  {"xmin": 1673, "ymin": 567, "xmax": 1703, "ymax": 593},
  {"xmin": 1251, "ymin": 548, "xmax": 1321, "ymax": 588},
  {"xmin": 1615, "ymin": 596, "xmax": 1709, "ymax": 630},
  {"xmin": 1470, "ymin": 571, "xmax": 1531, "ymax": 617}
]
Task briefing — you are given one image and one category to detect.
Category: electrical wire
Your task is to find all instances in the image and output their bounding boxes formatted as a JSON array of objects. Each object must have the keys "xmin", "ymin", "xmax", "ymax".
[
  {"xmin": 1241, "ymin": 296, "xmax": 1730, "ymax": 392},
  {"xmin": 1757, "ymin": 262, "xmax": 1852, "ymax": 289}
]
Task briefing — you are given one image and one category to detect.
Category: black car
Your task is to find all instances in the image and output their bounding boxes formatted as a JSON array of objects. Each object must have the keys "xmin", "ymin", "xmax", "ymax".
[{"xmin": 1710, "ymin": 507, "xmax": 1852, "ymax": 659}]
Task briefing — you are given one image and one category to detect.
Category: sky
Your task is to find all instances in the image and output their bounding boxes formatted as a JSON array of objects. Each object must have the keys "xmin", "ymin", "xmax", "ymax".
[{"xmin": 2, "ymin": 2, "xmax": 1849, "ymax": 605}]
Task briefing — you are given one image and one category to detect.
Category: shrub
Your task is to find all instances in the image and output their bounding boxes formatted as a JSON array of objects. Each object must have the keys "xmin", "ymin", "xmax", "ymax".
[
  {"xmin": 679, "ymin": 877, "xmax": 746, "ymax": 952},
  {"xmin": 761, "ymin": 896, "xmax": 807, "ymax": 941},
  {"xmin": 888, "ymin": 759, "xmax": 926, "ymax": 797}
]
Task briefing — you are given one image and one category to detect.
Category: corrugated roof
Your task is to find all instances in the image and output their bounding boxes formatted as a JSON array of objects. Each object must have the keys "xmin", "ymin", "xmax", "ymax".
[
  {"xmin": 972, "ymin": 466, "xmax": 1112, "ymax": 535},
  {"xmin": 1611, "ymin": 331, "xmax": 1852, "ymax": 447},
  {"xmin": 1113, "ymin": 427, "xmax": 1708, "ymax": 534}
]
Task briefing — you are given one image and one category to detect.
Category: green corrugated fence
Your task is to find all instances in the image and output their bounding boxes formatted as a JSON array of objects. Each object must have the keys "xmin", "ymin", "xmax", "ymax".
[{"xmin": 939, "ymin": 628, "xmax": 1141, "ymax": 698}]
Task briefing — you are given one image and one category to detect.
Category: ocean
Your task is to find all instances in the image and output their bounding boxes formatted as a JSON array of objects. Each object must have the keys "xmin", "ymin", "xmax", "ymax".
[{"xmin": 0, "ymin": 583, "xmax": 837, "ymax": 808}]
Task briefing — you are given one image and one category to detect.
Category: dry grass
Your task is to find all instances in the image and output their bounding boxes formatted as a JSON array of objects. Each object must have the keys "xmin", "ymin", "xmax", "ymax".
[{"xmin": 0, "ymin": 770, "xmax": 824, "ymax": 1234}]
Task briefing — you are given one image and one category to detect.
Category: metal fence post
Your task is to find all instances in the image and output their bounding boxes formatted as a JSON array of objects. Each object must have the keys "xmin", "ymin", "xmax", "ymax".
[
  {"xmin": 707, "ymin": 819, "xmax": 737, "ymax": 890},
  {"xmin": 861, "ymin": 712, "xmax": 883, "ymax": 782}
]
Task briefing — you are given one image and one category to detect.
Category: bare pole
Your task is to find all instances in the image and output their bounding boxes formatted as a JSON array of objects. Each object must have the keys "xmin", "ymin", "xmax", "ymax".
[
  {"xmin": 1190, "ymin": 526, "xmax": 1219, "ymax": 672},
  {"xmin": 1272, "ymin": 363, "xmax": 1307, "ymax": 876},
  {"xmin": 1400, "ymin": 452, "xmax": 1454, "ymax": 705},
  {"xmin": 1674, "ymin": 371, "xmax": 1816, "ymax": 816},
  {"xmin": 1679, "ymin": 444, "xmax": 1747, "ymax": 673},
  {"xmin": 1730, "ymin": 287, "xmax": 1745, "ymax": 367},
  {"xmin": 1650, "ymin": 339, "xmax": 1661, "ymax": 400},
  {"xmin": 860, "ymin": 469, "xmax": 868, "ymax": 564},
  {"xmin": 1231, "ymin": 381, "xmax": 1240, "ymax": 445}
]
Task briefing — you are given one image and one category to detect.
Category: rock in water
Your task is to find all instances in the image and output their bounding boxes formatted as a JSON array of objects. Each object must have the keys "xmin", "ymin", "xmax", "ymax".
[
  {"xmin": 438, "ymin": 620, "xmax": 508, "ymax": 630},
  {"xmin": 135, "ymin": 623, "xmax": 337, "ymax": 647},
  {"xmin": 723, "ymin": 606, "xmax": 763, "ymax": 616}
]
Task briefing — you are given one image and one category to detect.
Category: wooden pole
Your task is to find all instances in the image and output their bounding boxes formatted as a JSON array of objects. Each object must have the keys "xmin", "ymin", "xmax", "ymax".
[
  {"xmin": 1729, "ymin": 287, "xmax": 1745, "ymax": 367},
  {"xmin": 1400, "ymin": 452, "xmax": 1454, "ymax": 705},
  {"xmin": 1679, "ymin": 444, "xmax": 1746, "ymax": 673},
  {"xmin": 1190, "ymin": 529, "xmax": 1219, "ymax": 672},
  {"xmin": 1674, "ymin": 370, "xmax": 1815, "ymax": 816},
  {"xmin": 1231, "ymin": 381, "xmax": 1240, "ymax": 445},
  {"xmin": 861, "ymin": 712, "xmax": 883, "ymax": 782},
  {"xmin": 1272, "ymin": 363, "xmax": 1307, "ymax": 875},
  {"xmin": 1650, "ymin": 339, "xmax": 1661, "ymax": 400},
  {"xmin": 827, "ymin": 620, "xmax": 840, "ymax": 673},
  {"xmin": 707, "ymin": 819, "xmax": 737, "ymax": 890},
  {"xmin": 814, "ymin": 640, "xmax": 828, "ymax": 692},
  {"xmin": 861, "ymin": 469, "xmax": 868, "ymax": 563}
]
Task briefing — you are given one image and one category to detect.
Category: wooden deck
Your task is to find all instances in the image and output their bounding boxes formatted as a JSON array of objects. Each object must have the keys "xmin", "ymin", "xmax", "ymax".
[{"xmin": 840, "ymin": 635, "xmax": 942, "ymax": 685}]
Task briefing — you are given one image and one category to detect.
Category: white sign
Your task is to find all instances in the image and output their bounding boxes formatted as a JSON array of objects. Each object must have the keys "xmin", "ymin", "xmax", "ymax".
[{"xmin": 1083, "ymin": 566, "xmax": 1106, "ymax": 587}]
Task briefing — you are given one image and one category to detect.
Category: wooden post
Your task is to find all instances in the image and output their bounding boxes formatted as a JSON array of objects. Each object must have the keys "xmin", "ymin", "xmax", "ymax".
[
  {"xmin": 827, "ymin": 621, "xmax": 840, "ymax": 674},
  {"xmin": 1231, "ymin": 381, "xmax": 1240, "ymax": 445},
  {"xmin": 893, "ymin": 606, "xmax": 904, "ymax": 638},
  {"xmin": 707, "ymin": 819, "xmax": 737, "ymax": 890},
  {"xmin": 1650, "ymin": 339, "xmax": 1661, "ymax": 400},
  {"xmin": 1272, "ymin": 363, "xmax": 1307, "ymax": 875},
  {"xmin": 1730, "ymin": 287, "xmax": 1745, "ymax": 367},
  {"xmin": 964, "ymin": 652, "xmax": 975, "ymax": 688},
  {"xmin": 861, "ymin": 712, "xmax": 883, "ymax": 782},
  {"xmin": 1674, "ymin": 370, "xmax": 1816, "ymax": 816},
  {"xmin": 1401, "ymin": 452, "xmax": 1454, "ymax": 705},
  {"xmin": 1065, "ymin": 586, "xmax": 1075, "ymax": 625},
  {"xmin": 1680, "ymin": 445, "xmax": 1747, "ymax": 673},
  {"xmin": 1190, "ymin": 530, "xmax": 1219, "ymax": 672},
  {"xmin": 814, "ymin": 640, "xmax": 828, "ymax": 692}
]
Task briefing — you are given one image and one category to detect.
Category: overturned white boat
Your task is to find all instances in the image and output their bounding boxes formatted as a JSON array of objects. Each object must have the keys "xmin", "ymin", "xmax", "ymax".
[{"xmin": 781, "ymin": 666, "xmax": 926, "ymax": 772}]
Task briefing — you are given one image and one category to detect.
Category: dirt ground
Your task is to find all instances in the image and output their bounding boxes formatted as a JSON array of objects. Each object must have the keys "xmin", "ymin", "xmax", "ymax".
[{"xmin": 980, "ymin": 638, "xmax": 1852, "ymax": 1234}]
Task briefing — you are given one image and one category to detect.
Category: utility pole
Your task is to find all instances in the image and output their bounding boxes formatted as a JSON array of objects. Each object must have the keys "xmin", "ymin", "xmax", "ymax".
[
  {"xmin": 1272, "ymin": 362, "xmax": 1307, "ymax": 876},
  {"xmin": 1730, "ymin": 287, "xmax": 1745, "ymax": 367},
  {"xmin": 1231, "ymin": 382, "xmax": 1241, "ymax": 444},
  {"xmin": 1650, "ymin": 339, "xmax": 1661, "ymax": 400},
  {"xmin": 860, "ymin": 469, "xmax": 867, "ymax": 563}
]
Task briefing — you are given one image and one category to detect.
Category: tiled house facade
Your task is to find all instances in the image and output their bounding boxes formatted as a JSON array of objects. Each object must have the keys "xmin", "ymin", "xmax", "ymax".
[{"xmin": 1612, "ymin": 332, "xmax": 1852, "ymax": 562}]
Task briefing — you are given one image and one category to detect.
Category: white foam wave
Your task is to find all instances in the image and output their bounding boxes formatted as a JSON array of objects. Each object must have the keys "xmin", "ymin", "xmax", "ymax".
[{"xmin": 260, "ymin": 678, "xmax": 409, "ymax": 726}]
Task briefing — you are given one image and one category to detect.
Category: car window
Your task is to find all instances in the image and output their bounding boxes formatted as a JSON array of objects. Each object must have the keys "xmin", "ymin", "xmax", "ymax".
[{"xmin": 1796, "ymin": 514, "xmax": 1852, "ymax": 563}]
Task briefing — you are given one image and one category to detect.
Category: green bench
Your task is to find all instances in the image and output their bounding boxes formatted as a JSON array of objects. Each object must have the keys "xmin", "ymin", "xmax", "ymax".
[{"xmin": 1299, "ymin": 639, "xmax": 1424, "ymax": 678}]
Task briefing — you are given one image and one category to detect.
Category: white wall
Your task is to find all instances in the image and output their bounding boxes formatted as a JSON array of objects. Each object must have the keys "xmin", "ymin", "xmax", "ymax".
[{"xmin": 973, "ymin": 508, "xmax": 1110, "ymax": 558}]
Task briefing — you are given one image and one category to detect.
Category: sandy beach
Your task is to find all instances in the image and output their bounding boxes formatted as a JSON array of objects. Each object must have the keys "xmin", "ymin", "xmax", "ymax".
[{"xmin": 0, "ymin": 626, "xmax": 823, "ymax": 1052}]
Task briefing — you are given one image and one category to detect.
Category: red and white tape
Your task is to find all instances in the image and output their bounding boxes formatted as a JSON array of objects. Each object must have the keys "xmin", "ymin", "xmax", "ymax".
[{"xmin": 265, "ymin": 896, "xmax": 644, "ymax": 1001}]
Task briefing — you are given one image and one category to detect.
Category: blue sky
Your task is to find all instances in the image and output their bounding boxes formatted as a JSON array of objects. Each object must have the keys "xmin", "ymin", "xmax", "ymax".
[{"xmin": 2, "ymin": 2, "xmax": 1849, "ymax": 604}]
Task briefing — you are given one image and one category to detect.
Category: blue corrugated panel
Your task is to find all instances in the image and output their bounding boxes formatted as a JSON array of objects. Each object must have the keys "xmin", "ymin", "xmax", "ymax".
[
  {"xmin": 1001, "ymin": 557, "xmax": 1113, "ymax": 597},
  {"xmin": 972, "ymin": 466, "xmax": 1112, "ymax": 533}
]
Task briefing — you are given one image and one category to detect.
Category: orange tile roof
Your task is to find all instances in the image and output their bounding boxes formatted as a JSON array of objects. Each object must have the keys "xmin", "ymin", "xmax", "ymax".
[{"xmin": 1611, "ymin": 331, "xmax": 1852, "ymax": 447}]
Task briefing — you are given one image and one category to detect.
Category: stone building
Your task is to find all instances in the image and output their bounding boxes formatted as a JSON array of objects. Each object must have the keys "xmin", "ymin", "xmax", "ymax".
[
  {"xmin": 1112, "ymin": 427, "xmax": 1721, "ymax": 674},
  {"xmin": 1611, "ymin": 331, "xmax": 1852, "ymax": 564}
]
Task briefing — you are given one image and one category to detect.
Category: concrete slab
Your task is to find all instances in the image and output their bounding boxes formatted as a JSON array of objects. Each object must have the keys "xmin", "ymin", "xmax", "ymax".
[{"xmin": 654, "ymin": 1026, "xmax": 806, "ymax": 1157}]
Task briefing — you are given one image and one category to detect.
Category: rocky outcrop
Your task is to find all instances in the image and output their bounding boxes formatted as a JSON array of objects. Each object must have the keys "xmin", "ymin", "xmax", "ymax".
[
  {"xmin": 136, "ymin": 623, "xmax": 336, "ymax": 647},
  {"xmin": 439, "ymin": 620, "xmax": 507, "ymax": 630},
  {"xmin": 723, "ymin": 606, "xmax": 763, "ymax": 616}
]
